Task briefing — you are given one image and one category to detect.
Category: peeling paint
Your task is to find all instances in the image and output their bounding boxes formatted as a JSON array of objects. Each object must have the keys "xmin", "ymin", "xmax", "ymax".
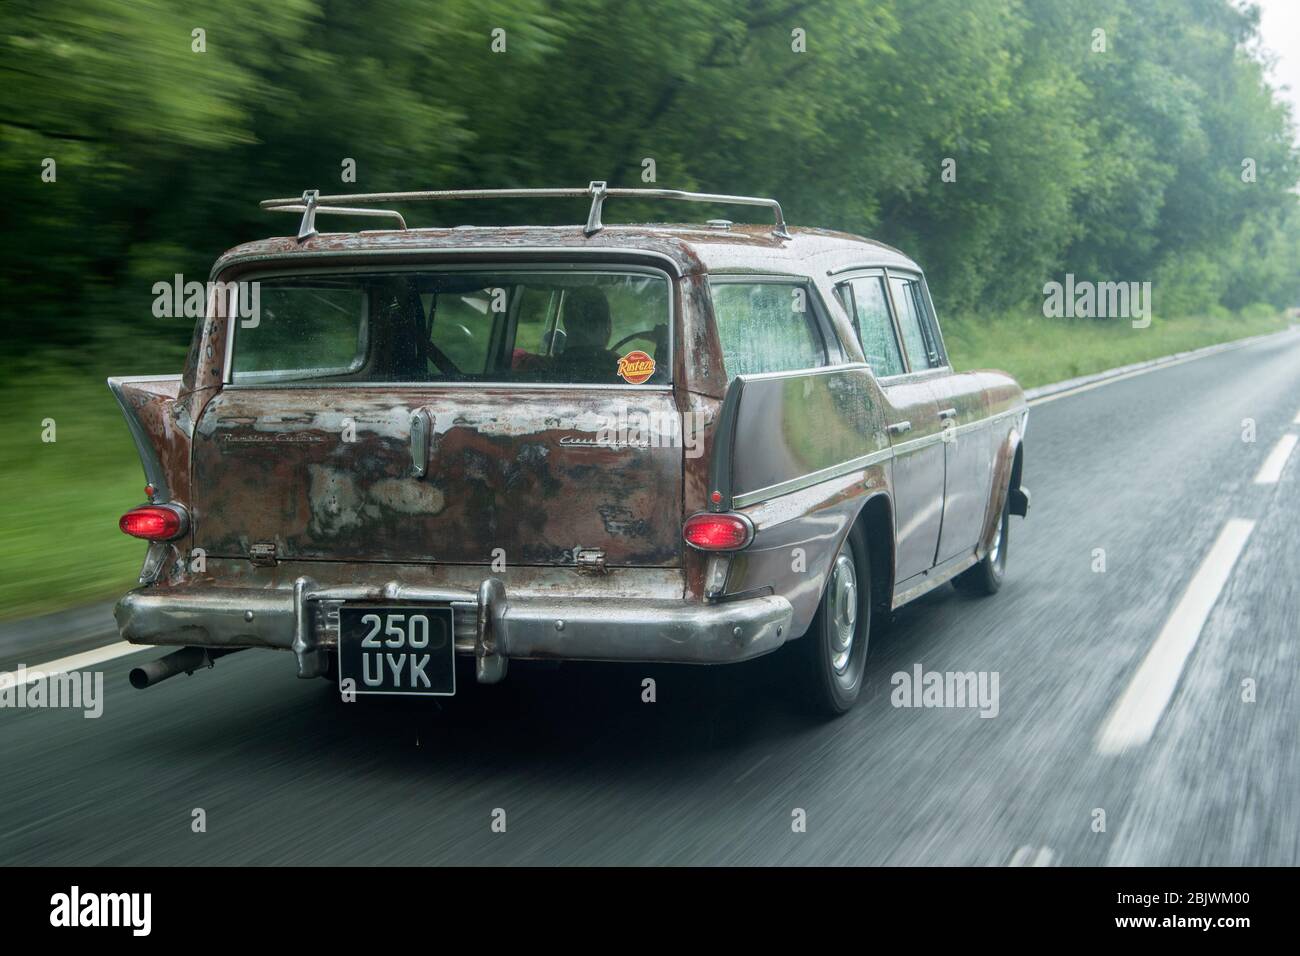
[{"xmin": 369, "ymin": 477, "xmax": 446, "ymax": 515}]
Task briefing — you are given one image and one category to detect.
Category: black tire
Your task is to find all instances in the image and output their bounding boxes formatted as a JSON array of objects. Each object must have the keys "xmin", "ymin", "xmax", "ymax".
[
  {"xmin": 956, "ymin": 484, "xmax": 1010, "ymax": 596},
  {"xmin": 797, "ymin": 526, "xmax": 871, "ymax": 717}
]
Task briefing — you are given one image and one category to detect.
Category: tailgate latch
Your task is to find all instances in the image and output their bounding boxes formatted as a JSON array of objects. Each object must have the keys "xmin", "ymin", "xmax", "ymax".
[
  {"xmin": 249, "ymin": 542, "xmax": 278, "ymax": 567},
  {"xmin": 574, "ymin": 548, "xmax": 607, "ymax": 574}
]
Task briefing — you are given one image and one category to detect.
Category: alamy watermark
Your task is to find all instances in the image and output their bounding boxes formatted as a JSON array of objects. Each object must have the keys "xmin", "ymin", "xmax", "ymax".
[
  {"xmin": 152, "ymin": 275, "xmax": 261, "ymax": 327},
  {"xmin": 50, "ymin": 886, "xmax": 150, "ymax": 936},
  {"xmin": 0, "ymin": 666, "xmax": 104, "ymax": 718},
  {"xmin": 1043, "ymin": 274, "xmax": 1152, "ymax": 328},
  {"xmin": 891, "ymin": 663, "xmax": 999, "ymax": 718}
]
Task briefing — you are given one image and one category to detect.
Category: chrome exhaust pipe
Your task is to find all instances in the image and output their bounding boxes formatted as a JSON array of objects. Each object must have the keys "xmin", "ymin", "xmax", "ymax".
[{"xmin": 129, "ymin": 646, "xmax": 240, "ymax": 689}]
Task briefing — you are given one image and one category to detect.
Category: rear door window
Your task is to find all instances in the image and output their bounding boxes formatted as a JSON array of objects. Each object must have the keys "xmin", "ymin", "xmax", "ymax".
[
  {"xmin": 710, "ymin": 279, "xmax": 829, "ymax": 380},
  {"xmin": 837, "ymin": 275, "xmax": 905, "ymax": 377}
]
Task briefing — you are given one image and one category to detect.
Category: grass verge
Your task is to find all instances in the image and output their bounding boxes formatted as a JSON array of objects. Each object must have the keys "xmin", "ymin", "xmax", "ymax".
[
  {"xmin": 942, "ymin": 310, "xmax": 1290, "ymax": 389},
  {"xmin": 0, "ymin": 357, "xmax": 173, "ymax": 623}
]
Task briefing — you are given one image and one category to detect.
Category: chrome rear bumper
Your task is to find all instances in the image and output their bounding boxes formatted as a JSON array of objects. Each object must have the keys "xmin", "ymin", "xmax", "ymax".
[{"xmin": 114, "ymin": 577, "xmax": 793, "ymax": 683}]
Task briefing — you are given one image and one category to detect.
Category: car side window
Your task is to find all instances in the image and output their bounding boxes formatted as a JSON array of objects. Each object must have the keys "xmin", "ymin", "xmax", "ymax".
[
  {"xmin": 838, "ymin": 276, "xmax": 905, "ymax": 377},
  {"xmin": 710, "ymin": 279, "xmax": 829, "ymax": 380},
  {"xmin": 888, "ymin": 274, "xmax": 942, "ymax": 370}
]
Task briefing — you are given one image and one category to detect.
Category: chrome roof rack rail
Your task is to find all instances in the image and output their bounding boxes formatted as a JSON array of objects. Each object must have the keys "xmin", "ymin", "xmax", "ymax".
[
  {"xmin": 263, "ymin": 190, "xmax": 409, "ymax": 241},
  {"xmin": 260, "ymin": 182, "xmax": 791, "ymax": 242}
]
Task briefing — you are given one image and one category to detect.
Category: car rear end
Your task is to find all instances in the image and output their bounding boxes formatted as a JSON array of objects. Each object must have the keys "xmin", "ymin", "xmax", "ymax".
[{"xmin": 112, "ymin": 237, "xmax": 791, "ymax": 694}]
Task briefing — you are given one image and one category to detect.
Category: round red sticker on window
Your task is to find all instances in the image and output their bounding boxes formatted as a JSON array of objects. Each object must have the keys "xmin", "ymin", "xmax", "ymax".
[{"xmin": 617, "ymin": 350, "xmax": 656, "ymax": 384}]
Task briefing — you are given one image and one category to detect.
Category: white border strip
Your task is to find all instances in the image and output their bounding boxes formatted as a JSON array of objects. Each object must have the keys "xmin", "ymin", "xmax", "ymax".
[
  {"xmin": 1253, "ymin": 434, "xmax": 1297, "ymax": 485},
  {"xmin": 0, "ymin": 641, "xmax": 149, "ymax": 690}
]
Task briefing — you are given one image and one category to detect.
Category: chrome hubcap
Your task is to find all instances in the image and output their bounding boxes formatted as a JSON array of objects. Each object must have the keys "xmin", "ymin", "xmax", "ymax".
[
  {"xmin": 829, "ymin": 552, "xmax": 857, "ymax": 672},
  {"xmin": 989, "ymin": 519, "xmax": 1003, "ymax": 565}
]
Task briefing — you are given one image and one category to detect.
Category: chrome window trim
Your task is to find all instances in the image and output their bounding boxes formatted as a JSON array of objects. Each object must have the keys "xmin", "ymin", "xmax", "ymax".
[
  {"xmin": 707, "ymin": 272, "xmax": 812, "ymax": 281},
  {"xmin": 223, "ymin": 381, "xmax": 674, "ymax": 392},
  {"xmin": 230, "ymin": 292, "xmax": 371, "ymax": 386},
  {"xmin": 875, "ymin": 365, "xmax": 952, "ymax": 386},
  {"xmin": 209, "ymin": 246, "xmax": 687, "ymax": 283},
  {"xmin": 825, "ymin": 260, "xmax": 917, "ymax": 277},
  {"xmin": 218, "ymin": 261, "xmax": 675, "ymax": 389},
  {"xmin": 917, "ymin": 273, "xmax": 950, "ymax": 367}
]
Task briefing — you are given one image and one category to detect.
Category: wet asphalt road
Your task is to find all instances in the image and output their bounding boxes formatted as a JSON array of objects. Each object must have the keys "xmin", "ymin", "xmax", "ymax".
[{"xmin": 1, "ymin": 331, "xmax": 1297, "ymax": 865}]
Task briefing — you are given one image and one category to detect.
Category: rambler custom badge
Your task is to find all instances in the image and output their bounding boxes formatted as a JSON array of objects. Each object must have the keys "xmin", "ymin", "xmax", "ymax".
[{"xmin": 617, "ymin": 350, "xmax": 656, "ymax": 384}]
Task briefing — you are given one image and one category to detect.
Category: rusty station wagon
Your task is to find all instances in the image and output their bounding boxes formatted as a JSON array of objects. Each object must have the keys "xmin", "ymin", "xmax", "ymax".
[{"xmin": 111, "ymin": 183, "xmax": 1030, "ymax": 715}]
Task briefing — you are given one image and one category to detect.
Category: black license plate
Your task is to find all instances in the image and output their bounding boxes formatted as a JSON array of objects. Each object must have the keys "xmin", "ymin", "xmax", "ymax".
[{"xmin": 337, "ymin": 605, "xmax": 455, "ymax": 696}]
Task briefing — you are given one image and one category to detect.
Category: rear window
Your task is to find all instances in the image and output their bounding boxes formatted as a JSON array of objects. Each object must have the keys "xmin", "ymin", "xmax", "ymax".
[{"xmin": 229, "ymin": 269, "xmax": 671, "ymax": 386}]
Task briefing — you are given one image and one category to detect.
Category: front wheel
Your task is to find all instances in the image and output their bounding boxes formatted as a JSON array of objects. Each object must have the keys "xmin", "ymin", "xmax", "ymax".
[{"xmin": 797, "ymin": 526, "xmax": 871, "ymax": 717}]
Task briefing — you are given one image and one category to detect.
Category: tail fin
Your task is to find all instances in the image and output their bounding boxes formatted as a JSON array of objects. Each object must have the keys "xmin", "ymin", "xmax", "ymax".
[{"xmin": 107, "ymin": 375, "xmax": 190, "ymax": 504}]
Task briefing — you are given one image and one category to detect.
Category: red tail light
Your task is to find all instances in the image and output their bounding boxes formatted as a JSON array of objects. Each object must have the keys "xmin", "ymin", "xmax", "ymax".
[
  {"xmin": 682, "ymin": 512, "xmax": 753, "ymax": 551},
  {"xmin": 119, "ymin": 505, "xmax": 186, "ymax": 541}
]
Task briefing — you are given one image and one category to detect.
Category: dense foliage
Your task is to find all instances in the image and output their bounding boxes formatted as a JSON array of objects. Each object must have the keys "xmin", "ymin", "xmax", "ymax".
[{"xmin": 2, "ymin": 0, "xmax": 1298, "ymax": 358}]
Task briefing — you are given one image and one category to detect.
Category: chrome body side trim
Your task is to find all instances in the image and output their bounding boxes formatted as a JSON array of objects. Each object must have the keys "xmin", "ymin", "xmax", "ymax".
[
  {"xmin": 731, "ymin": 448, "xmax": 893, "ymax": 509},
  {"xmin": 731, "ymin": 404, "xmax": 1025, "ymax": 510},
  {"xmin": 891, "ymin": 551, "xmax": 980, "ymax": 609}
]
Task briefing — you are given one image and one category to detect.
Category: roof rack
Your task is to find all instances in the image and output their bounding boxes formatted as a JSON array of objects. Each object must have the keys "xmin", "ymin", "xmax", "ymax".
[{"xmin": 260, "ymin": 182, "xmax": 791, "ymax": 242}]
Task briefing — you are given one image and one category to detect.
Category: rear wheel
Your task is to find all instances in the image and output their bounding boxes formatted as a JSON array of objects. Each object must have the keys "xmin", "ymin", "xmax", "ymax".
[
  {"xmin": 798, "ymin": 526, "xmax": 871, "ymax": 717},
  {"xmin": 956, "ymin": 484, "xmax": 1010, "ymax": 595}
]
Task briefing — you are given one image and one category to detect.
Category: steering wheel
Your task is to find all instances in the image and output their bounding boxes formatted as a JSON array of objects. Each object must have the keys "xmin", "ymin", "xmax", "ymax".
[
  {"xmin": 422, "ymin": 341, "xmax": 461, "ymax": 376},
  {"xmin": 612, "ymin": 328, "xmax": 657, "ymax": 351}
]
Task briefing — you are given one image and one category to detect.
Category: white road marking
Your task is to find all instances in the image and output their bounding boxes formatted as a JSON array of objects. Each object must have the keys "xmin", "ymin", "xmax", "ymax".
[
  {"xmin": 1009, "ymin": 846, "xmax": 1055, "ymax": 867},
  {"xmin": 1293, "ymin": 408, "xmax": 1300, "ymax": 426},
  {"xmin": 1096, "ymin": 519, "xmax": 1255, "ymax": 756},
  {"xmin": 1253, "ymin": 434, "xmax": 1297, "ymax": 485},
  {"xmin": 0, "ymin": 641, "xmax": 149, "ymax": 690}
]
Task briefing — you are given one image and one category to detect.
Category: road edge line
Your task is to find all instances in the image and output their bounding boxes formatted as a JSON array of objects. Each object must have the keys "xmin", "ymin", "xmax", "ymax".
[{"xmin": 0, "ymin": 641, "xmax": 151, "ymax": 689}]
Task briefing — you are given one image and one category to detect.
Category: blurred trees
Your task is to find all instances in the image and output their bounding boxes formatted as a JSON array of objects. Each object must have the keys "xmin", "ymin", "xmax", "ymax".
[{"xmin": 2, "ymin": 0, "xmax": 1297, "ymax": 358}]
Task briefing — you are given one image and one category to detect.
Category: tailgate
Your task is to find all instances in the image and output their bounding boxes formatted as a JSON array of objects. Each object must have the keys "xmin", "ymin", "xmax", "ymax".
[{"xmin": 192, "ymin": 385, "xmax": 683, "ymax": 567}]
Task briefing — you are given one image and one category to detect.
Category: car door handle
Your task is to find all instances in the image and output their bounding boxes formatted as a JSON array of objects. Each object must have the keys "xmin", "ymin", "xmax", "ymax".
[
  {"xmin": 888, "ymin": 420, "xmax": 912, "ymax": 435},
  {"xmin": 410, "ymin": 408, "xmax": 433, "ymax": 477},
  {"xmin": 937, "ymin": 407, "xmax": 958, "ymax": 420}
]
